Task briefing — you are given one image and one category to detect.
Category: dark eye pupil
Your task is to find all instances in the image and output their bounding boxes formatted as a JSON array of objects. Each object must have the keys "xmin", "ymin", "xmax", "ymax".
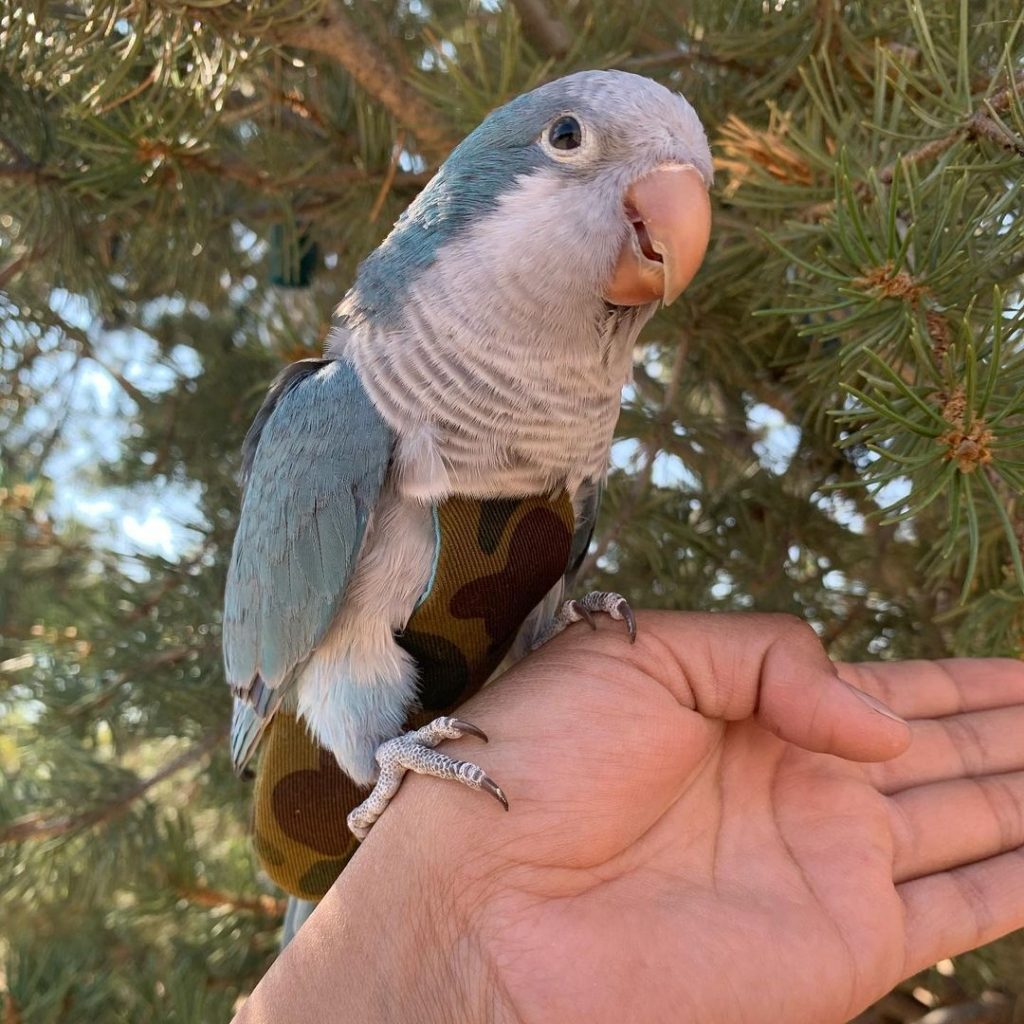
[{"xmin": 548, "ymin": 116, "xmax": 582, "ymax": 151}]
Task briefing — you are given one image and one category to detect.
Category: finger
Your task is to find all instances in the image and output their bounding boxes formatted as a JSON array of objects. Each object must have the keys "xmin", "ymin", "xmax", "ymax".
[
  {"xmin": 889, "ymin": 771, "xmax": 1024, "ymax": 884},
  {"xmin": 838, "ymin": 658, "xmax": 1024, "ymax": 720},
  {"xmin": 865, "ymin": 705, "xmax": 1024, "ymax": 794},
  {"xmin": 623, "ymin": 612, "xmax": 911, "ymax": 762},
  {"xmin": 899, "ymin": 846, "xmax": 1024, "ymax": 976}
]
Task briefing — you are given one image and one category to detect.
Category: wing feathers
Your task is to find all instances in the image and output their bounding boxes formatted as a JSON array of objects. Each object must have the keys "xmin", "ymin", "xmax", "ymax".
[{"xmin": 223, "ymin": 359, "xmax": 392, "ymax": 772}]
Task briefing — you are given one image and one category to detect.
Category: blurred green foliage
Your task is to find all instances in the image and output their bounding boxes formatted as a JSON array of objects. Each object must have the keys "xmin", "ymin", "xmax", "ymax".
[{"xmin": 1, "ymin": 0, "xmax": 1022, "ymax": 1020}]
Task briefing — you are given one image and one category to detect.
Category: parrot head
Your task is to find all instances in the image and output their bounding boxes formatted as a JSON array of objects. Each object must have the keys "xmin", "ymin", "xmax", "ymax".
[{"xmin": 342, "ymin": 70, "xmax": 713, "ymax": 331}]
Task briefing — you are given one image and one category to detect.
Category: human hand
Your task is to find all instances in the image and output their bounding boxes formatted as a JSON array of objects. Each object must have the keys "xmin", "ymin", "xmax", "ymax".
[{"xmin": 235, "ymin": 612, "xmax": 1024, "ymax": 1024}]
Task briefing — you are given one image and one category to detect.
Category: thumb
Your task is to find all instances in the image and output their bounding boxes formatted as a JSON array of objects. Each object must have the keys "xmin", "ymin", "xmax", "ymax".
[
  {"xmin": 629, "ymin": 612, "xmax": 911, "ymax": 763},
  {"xmin": 758, "ymin": 631, "xmax": 911, "ymax": 762}
]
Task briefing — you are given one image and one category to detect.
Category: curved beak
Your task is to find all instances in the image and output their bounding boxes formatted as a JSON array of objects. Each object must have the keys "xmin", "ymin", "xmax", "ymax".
[{"xmin": 603, "ymin": 163, "xmax": 712, "ymax": 307}]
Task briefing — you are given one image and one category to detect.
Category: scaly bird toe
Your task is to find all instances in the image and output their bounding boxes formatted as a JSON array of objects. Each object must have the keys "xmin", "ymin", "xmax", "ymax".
[
  {"xmin": 347, "ymin": 715, "xmax": 508, "ymax": 840},
  {"xmin": 531, "ymin": 590, "xmax": 637, "ymax": 650}
]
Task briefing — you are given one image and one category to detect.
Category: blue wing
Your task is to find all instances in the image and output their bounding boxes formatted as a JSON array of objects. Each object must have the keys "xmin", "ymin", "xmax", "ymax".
[{"xmin": 223, "ymin": 358, "xmax": 393, "ymax": 772}]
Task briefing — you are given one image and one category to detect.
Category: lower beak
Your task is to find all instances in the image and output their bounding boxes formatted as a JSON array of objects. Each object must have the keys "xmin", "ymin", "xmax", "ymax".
[{"xmin": 603, "ymin": 163, "xmax": 712, "ymax": 307}]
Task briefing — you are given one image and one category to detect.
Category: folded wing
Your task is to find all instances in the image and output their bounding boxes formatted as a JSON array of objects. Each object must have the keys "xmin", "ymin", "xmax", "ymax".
[{"xmin": 223, "ymin": 358, "xmax": 393, "ymax": 772}]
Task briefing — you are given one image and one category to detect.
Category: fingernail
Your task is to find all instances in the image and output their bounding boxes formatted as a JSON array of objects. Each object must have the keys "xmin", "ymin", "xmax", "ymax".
[{"xmin": 848, "ymin": 684, "xmax": 907, "ymax": 725}]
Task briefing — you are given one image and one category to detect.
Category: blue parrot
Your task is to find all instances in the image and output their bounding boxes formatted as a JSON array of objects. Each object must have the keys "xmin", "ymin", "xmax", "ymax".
[{"xmin": 223, "ymin": 70, "xmax": 713, "ymax": 846}]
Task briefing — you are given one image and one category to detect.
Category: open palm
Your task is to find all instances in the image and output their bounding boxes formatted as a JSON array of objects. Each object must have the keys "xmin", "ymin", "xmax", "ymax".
[{"xmin": 239, "ymin": 612, "xmax": 1024, "ymax": 1024}]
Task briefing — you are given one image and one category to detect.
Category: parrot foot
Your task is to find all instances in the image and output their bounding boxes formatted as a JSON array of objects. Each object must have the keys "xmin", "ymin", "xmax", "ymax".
[
  {"xmin": 531, "ymin": 590, "xmax": 637, "ymax": 650},
  {"xmin": 346, "ymin": 716, "xmax": 509, "ymax": 840}
]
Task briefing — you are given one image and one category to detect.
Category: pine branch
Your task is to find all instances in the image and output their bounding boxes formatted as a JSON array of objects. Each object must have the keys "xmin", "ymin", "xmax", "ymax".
[
  {"xmin": 72, "ymin": 332, "xmax": 152, "ymax": 408},
  {"xmin": 2, "ymin": 147, "xmax": 429, "ymax": 226},
  {"xmin": 0, "ymin": 128, "xmax": 63, "ymax": 185},
  {"xmin": 902, "ymin": 69, "xmax": 1024, "ymax": 179},
  {"xmin": 26, "ymin": 355, "xmax": 80, "ymax": 479},
  {"xmin": 137, "ymin": 145, "xmax": 429, "ymax": 196},
  {"xmin": 0, "ymin": 163, "xmax": 61, "ymax": 185},
  {"xmin": 368, "ymin": 130, "xmax": 406, "ymax": 223},
  {"xmin": 2, "ymin": 993, "xmax": 23, "ymax": 1024},
  {"xmin": 509, "ymin": 0, "xmax": 572, "ymax": 58},
  {"xmin": 38, "ymin": 308, "xmax": 152, "ymax": 408},
  {"xmin": 241, "ymin": 171, "xmax": 431, "ymax": 223},
  {"xmin": 805, "ymin": 71, "xmax": 1024, "ymax": 220},
  {"xmin": 0, "ymin": 129, "xmax": 35, "ymax": 166},
  {"xmin": 69, "ymin": 645, "xmax": 195, "ymax": 716},
  {"xmin": 580, "ymin": 341, "xmax": 689, "ymax": 579},
  {"xmin": 187, "ymin": 155, "xmax": 430, "ymax": 195},
  {"xmin": 245, "ymin": 78, "xmax": 331, "ymax": 138},
  {"xmin": 96, "ymin": 67, "xmax": 157, "ymax": 114},
  {"xmin": 964, "ymin": 108, "xmax": 1024, "ymax": 159},
  {"xmin": 0, "ymin": 248, "xmax": 46, "ymax": 290},
  {"xmin": 126, "ymin": 550, "xmax": 211, "ymax": 621},
  {"xmin": 0, "ymin": 726, "xmax": 227, "ymax": 845},
  {"xmin": 623, "ymin": 46, "xmax": 763, "ymax": 77},
  {"xmin": 272, "ymin": 1, "xmax": 456, "ymax": 159}
]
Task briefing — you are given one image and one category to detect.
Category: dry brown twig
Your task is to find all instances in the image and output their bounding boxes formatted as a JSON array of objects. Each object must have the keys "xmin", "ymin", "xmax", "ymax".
[
  {"xmin": 272, "ymin": 1, "xmax": 456, "ymax": 160},
  {"xmin": 798, "ymin": 71, "xmax": 1024, "ymax": 220},
  {"xmin": 368, "ymin": 129, "xmax": 406, "ymax": 224},
  {"xmin": 0, "ymin": 248, "xmax": 48, "ymax": 289},
  {"xmin": 509, "ymin": 0, "xmax": 572, "ymax": 58},
  {"xmin": 176, "ymin": 884, "xmax": 286, "ymax": 917},
  {"xmin": 0, "ymin": 726, "xmax": 228, "ymax": 845},
  {"xmin": 878, "ymin": 72, "xmax": 1024, "ymax": 184}
]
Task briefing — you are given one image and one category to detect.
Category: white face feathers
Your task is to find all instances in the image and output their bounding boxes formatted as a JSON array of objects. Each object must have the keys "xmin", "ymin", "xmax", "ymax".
[
  {"xmin": 331, "ymin": 71, "xmax": 713, "ymax": 500},
  {"xmin": 339, "ymin": 70, "xmax": 713, "ymax": 332}
]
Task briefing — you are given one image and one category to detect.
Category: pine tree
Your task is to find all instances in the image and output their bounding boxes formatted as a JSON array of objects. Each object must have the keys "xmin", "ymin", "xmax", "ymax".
[{"xmin": 2, "ymin": 1, "xmax": 1022, "ymax": 1020}]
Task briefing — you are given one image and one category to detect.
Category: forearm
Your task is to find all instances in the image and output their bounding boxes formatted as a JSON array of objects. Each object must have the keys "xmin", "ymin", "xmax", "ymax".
[
  {"xmin": 231, "ymin": 767, "xmax": 510, "ymax": 1024},
  {"xmin": 232, "ymin": 828, "xmax": 452, "ymax": 1022}
]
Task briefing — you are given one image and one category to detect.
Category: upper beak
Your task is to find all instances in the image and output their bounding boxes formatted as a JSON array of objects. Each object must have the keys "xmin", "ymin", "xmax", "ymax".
[{"xmin": 603, "ymin": 163, "xmax": 712, "ymax": 307}]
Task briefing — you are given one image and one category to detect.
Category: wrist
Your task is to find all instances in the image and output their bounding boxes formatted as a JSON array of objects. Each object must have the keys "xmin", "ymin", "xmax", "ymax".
[
  {"xmin": 329, "ymin": 832, "xmax": 473, "ymax": 1024},
  {"xmin": 233, "ymin": 788, "xmax": 492, "ymax": 1024},
  {"xmin": 337, "ymin": 783, "xmax": 510, "ymax": 1023}
]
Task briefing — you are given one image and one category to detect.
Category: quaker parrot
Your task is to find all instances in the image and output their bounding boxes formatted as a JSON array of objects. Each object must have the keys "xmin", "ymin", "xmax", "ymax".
[{"xmin": 224, "ymin": 70, "xmax": 712, "ymax": 896}]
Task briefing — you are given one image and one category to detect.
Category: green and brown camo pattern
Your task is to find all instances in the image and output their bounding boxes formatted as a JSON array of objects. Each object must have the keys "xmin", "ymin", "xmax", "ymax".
[{"xmin": 251, "ymin": 492, "xmax": 575, "ymax": 899}]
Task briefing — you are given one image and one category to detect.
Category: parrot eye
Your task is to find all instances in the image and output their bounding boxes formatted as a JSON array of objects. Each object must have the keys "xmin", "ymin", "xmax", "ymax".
[{"xmin": 547, "ymin": 116, "xmax": 582, "ymax": 151}]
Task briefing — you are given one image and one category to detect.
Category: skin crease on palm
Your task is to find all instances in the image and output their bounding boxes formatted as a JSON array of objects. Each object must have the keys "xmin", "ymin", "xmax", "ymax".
[{"xmin": 234, "ymin": 612, "xmax": 1024, "ymax": 1024}]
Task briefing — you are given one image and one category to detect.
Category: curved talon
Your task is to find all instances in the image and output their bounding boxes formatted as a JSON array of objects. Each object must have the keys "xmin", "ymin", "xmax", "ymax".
[
  {"xmin": 619, "ymin": 601, "xmax": 637, "ymax": 644},
  {"xmin": 450, "ymin": 718, "xmax": 488, "ymax": 743},
  {"xmin": 573, "ymin": 602, "xmax": 598, "ymax": 631},
  {"xmin": 481, "ymin": 776, "xmax": 510, "ymax": 811},
  {"xmin": 533, "ymin": 591, "xmax": 638, "ymax": 650},
  {"xmin": 349, "ymin": 715, "xmax": 510, "ymax": 839}
]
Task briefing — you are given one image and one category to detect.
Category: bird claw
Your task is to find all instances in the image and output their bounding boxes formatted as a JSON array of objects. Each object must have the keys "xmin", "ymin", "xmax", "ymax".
[
  {"xmin": 532, "ymin": 591, "xmax": 637, "ymax": 649},
  {"xmin": 347, "ymin": 715, "xmax": 508, "ymax": 839},
  {"xmin": 480, "ymin": 775, "xmax": 510, "ymax": 811},
  {"xmin": 570, "ymin": 601, "xmax": 597, "ymax": 631},
  {"xmin": 615, "ymin": 600, "xmax": 638, "ymax": 644},
  {"xmin": 448, "ymin": 717, "xmax": 489, "ymax": 743}
]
